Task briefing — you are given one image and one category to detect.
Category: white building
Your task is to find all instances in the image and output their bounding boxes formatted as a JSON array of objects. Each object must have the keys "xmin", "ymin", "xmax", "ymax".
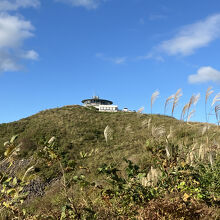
[
  {"xmin": 98, "ymin": 105, "xmax": 118, "ymax": 112},
  {"xmin": 122, "ymin": 107, "xmax": 134, "ymax": 112},
  {"xmin": 82, "ymin": 96, "xmax": 118, "ymax": 112}
]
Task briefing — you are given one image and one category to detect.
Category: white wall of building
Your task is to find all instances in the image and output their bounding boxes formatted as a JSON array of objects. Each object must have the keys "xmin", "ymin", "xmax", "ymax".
[{"xmin": 98, "ymin": 105, "xmax": 118, "ymax": 112}]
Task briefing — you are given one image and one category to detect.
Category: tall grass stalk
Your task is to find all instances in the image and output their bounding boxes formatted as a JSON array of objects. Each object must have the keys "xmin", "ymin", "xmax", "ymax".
[
  {"xmin": 151, "ymin": 90, "xmax": 160, "ymax": 114},
  {"xmin": 187, "ymin": 93, "xmax": 200, "ymax": 117},
  {"xmin": 104, "ymin": 125, "xmax": 112, "ymax": 144},
  {"xmin": 181, "ymin": 103, "xmax": 189, "ymax": 121},
  {"xmin": 151, "ymin": 124, "xmax": 165, "ymax": 139},
  {"xmin": 215, "ymin": 105, "xmax": 220, "ymax": 126},
  {"xmin": 164, "ymin": 94, "xmax": 174, "ymax": 115},
  {"xmin": 187, "ymin": 110, "xmax": 195, "ymax": 124},
  {"xmin": 199, "ymin": 144, "xmax": 206, "ymax": 160},
  {"xmin": 211, "ymin": 92, "xmax": 220, "ymax": 107},
  {"xmin": 171, "ymin": 89, "xmax": 182, "ymax": 117},
  {"xmin": 205, "ymin": 87, "xmax": 214, "ymax": 122},
  {"xmin": 137, "ymin": 107, "xmax": 144, "ymax": 114},
  {"xmin": 146, "ymin": 167, "xmax": 161, "ymax": 186},
  {"xmin": 181, "ymin": 93, "xmax": 200, "ymax": 121}
]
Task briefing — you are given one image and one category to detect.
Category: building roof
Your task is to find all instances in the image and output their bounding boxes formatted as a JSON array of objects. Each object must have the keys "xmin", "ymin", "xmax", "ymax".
[{"xmin": 81, "ymin": 96, "xmax": 113, "ymax": 105}]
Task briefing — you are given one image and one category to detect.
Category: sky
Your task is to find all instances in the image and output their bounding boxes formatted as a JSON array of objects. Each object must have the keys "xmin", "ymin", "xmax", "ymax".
[{"xmin": 0, "ymin": 0, "xmax": 220, "ymax": 124}]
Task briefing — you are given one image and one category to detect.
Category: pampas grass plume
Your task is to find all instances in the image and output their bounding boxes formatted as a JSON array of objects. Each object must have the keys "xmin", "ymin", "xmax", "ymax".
[
  {"xmin": 211, "ymin": 92, "xmax": 220, "ymax": 106},
  {"xmin": 151, "ymin": 90, "xmax": 160, "ymax": 114},
  {"xmin": 104, "ymin": 125, "xmax": 112, "ymax": 144}
]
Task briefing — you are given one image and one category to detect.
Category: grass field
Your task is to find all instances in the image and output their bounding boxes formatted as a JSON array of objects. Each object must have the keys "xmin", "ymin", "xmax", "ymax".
[{"xmin": 0, "ymin": 94, "xmax": 219, "ymax": 219}]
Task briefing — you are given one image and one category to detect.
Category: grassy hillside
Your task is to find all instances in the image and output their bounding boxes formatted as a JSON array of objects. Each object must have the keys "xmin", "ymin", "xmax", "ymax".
[{"xmin": 0, "ymin": 105, "xmax": 219, "ymax": 219}]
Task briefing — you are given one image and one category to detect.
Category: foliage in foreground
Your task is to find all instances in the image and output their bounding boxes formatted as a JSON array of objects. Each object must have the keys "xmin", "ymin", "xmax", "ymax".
[
  {"xmin": 0, "ymin": 103, "xmax": 219, "ymax": 219},
  {"xmin": 0, "ymin": 128, "xmax": 220, "ymax": 219}
]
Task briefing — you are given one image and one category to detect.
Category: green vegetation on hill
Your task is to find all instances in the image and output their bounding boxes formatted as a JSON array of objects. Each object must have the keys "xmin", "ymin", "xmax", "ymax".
[{"xmin": 0, "ymin": 105, "xmax": 219, "ymax": 219}]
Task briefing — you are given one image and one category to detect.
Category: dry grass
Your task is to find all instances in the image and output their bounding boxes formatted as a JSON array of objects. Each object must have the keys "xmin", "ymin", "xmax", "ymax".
[
  {"xmin": 138, "ymin": 194, "xmax": 219, "ymax": 220},
  {"xmin": 0, "ymin": 86, "xmax": 219, "ymax": 219}
]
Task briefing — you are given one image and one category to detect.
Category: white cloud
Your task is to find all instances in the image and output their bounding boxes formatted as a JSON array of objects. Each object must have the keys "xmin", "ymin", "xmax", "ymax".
[
  {"xmin": 113, "ymin": 57, "xmax": 127, "ymax": 64},
  {"xmin": 159, "ymin": 14, "xmax": 220, "ymax": 56},
  {"xmin": 137, "ymin": 53, "xmax": 164, "ymax": 62},
  {"xmin": 0, "ymin": 50, "xmax": 20, "ymax": 72},
  {"xmin": 0, "ymin": 13, "xmax": 38, "ymax": 72},
  {"xmin": 0, "ymin": 13, "xmax": 34, "ymax": 49},
  {"xmin": 0, "ymin": 0, "xmax": 40, "ymax": 11},
  {"xmin": 188, "ymin": 66, "xmax": 220, "ymax": 84},
  {"xmin": 55, "ymin": 0, "xmax": 101, "ymax": 9},
  {"xmin": 96, "ymin": 53, "xmax": 127, "ymax": 64},
  {"xmin": 21, "ymin": 50, "xmax": 39, "ymax": 60}
]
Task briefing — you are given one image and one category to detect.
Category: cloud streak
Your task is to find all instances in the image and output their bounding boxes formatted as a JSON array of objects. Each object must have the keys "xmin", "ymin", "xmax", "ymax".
[
  {"xmin": 137, "ymin": 53, "xmax": 164, "ymax": 62},
  {"xmin": 55, "ymin": 0, "xmax": 102, "ymax": 9},
  {"xmin": 96, "ymin": 53, "xmax": 127, "ymax": 64},
  {"xmin": 159, "ymin": 14, "xmax": 220, "ymax": 56},
  {"xmin": 0, "ymin": 13, "xmax": 38, "ymax": 72},
  {"xmin": 0, "ymin": 0, "xmax": 40, "ymax": 11},
  {"xmin": 188, "ymin": 66, "xmax": 220, "ymax": 84}
]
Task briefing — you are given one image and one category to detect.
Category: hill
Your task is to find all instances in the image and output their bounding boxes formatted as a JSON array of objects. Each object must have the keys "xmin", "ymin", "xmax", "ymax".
[{"xmin": 0, "ymin": 105, "xmax": 219, "ymax": 219}]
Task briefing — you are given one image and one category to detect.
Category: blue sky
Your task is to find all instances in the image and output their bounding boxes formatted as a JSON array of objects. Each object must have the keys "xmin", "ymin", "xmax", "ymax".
[{"xmin": 0, "ymin": 0, "xmax": 220, "ymax": 124}]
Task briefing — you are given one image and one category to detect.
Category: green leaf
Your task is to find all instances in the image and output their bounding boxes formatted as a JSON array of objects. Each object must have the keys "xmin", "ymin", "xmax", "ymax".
[
  {"xmin": 5, "ymin": 177, "xmax": 12, "ymax": 183},
  {"xmin": 22, "ymin": 208, "xmax": 26, "ymax": 215},
  {"xmin": 6, "ymin": 188, "xmax": 16, "ymax": 196},
  {"xmin": 72, "ymin": 176, "xmax": 78, "ymax": 181},
  {"xmin": 3, "ymin": 201, "xmax": 10, "ymax": 208},
  {"xmin": 3, "ymin": 141, "xmax": 10, "ymax": 147},
  {"xmin": 48, "ymin": 150, "xmax": 57, "ymax": 159},
  {"xmin": 10, "ymin": 135, "xmax": 18, "ymax": 143},
  {"xmin": 146, "ymin": 140, "xmax": 150, "ymax": 147},
  {"xmin": 4, "ymin": 147, "xmax": 13, "ymax": 157},
  {"xmin": 60, "ymin": 205, "xmax": 67, "ymax": 220},
  {"xmin": 12, "ymin": 177, "xmax": 17, "ymax": 186},
  {"xmin": 183, "ymin": 193, "xmax": 190, "ymax": 202}
]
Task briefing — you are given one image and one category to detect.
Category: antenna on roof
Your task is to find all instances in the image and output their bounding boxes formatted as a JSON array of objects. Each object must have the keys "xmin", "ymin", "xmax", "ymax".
[{"xmin": 92, "ymin": 91, "xmax": 99, "ymax": 99}]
